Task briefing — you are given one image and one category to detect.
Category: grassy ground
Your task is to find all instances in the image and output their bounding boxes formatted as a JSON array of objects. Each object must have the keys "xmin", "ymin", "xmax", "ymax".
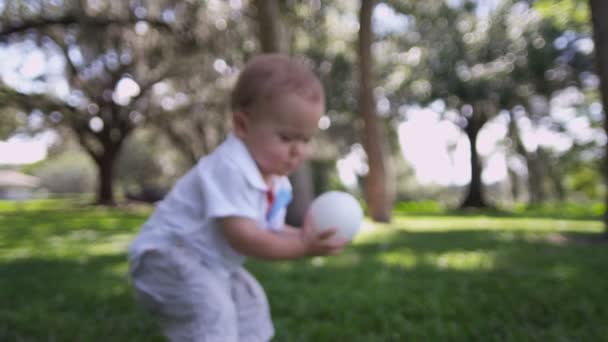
[{"xmin": 1, "ymin": 199, "xmax": 607, "ymax": 341}]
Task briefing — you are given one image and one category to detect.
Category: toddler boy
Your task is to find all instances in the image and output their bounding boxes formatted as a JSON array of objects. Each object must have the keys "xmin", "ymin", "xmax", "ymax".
[{"xmin": 128, "ymin": 54, "xmax": 346, "ymax": 342}]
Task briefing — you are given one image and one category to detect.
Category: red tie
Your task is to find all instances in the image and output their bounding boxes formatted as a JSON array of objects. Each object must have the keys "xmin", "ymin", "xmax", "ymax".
[{"xmin": 266, "ymin": 189, "xmax": 274, "ymax": 216}]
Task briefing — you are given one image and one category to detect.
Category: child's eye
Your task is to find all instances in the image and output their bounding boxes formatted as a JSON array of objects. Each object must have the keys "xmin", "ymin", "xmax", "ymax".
[
  {"xmin": 279, "ymin": 134, "xmax": 311, "ymax": 143},
  {"xmin": 279, "ymin": 134, "xmax": 293, "ymax": 142}
]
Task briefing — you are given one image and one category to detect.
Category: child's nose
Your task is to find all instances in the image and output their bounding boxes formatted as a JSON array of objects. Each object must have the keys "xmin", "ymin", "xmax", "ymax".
[{"xmin": 290, "ymin": 141, "xmax": 307, "ymax": 158}]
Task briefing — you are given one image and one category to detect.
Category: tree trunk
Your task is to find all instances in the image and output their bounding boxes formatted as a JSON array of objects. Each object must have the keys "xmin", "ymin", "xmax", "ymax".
[
  {"xmin": 538, "ymin": 147, "xmax": 565, "ymax": 202},
  {"xmin": 255, "ymin": 0, "xmax": 314, "ymax": 226},
  {"xmin": 358, "ymin": 0, "xmax": 393, "ymax": 222},
  {"xmin": 589, "ymin": 0, "xmax": 608, "ymax": 237},
  {"xmin": 76, "ymin": 111, "xmax": 129, "ymax": 206},
  {"xmin": 507, "ymin": 110, "xmax": 546, "ymax": 205},
  {"xmin": 285, "ymin": 163, "xmax": 315, "ymax": 226},
  {"xmin": 95, "ymin": 151, "xmax": 118, "ymax": 205},
  {"xmin": 461, "ymin": 109, "xmax": 487, "ymax": 208},
  {"xmin": 526, "ymin": 154, "xmax": 546, "ymax": 204},
  {"xmin": 522, "ymin": 129, "xmax": 546, "ymax": 204},
  {"xmin": 255, "ymin": 0, "xmax": 284, "ymax": 53},
  {"xmin": 508, "ymin": 168, "xmax": 520, "ymax": 202}
]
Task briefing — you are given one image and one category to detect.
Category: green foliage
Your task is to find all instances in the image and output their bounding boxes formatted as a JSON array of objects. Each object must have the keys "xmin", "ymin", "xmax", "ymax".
[
  {"xmin": 1, "ymin": 200, "xmax": 607, "ymax": 340},
  {"xmin": 394, "ymin": 200, "xmax": 446, "ymax": 215},
  {"xmin": 0, "ymin": 108, "xmax": 20, "ymax": 140},
  {"xmin": 534, "ymin": 0, "xmax": 590, "ymax": 31},
  {"xmin": 30, "ymin": 149, "xmax": 96, "ymax": 194},
  {"xmin": 393, "ymin": 199, "xmax": 606, "ymax": 220},
  {"xmin": 567, "ymin": 166, "xmax": 604, "ymax": 199},
  {"xmin": 0, "ymin": 198, "xmax": 89, "ymax": 212},
  {"xmin": 115, "ymin": 131, "xmax": 171, "ymax": 196},
  {"xmin": 512, "ymin": 201, "xmax": 605, "ymax": 220},
  {"xmin": 1, "ymin": 0, "xmax": 602, "ymax": 209}
]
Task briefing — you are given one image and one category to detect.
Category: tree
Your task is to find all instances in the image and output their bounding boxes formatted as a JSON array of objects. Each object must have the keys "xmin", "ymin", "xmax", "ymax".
[
  {"xmin": 358, "ymin": 0, "xmax": 394, "ymax": 222},
  {"xmin": 387, "ymin": 0, "xmax": 587, "ymax": 208},
  {"xmin": 141, "ymin": 2, "xmax": 259, "ymax": 166},
  {"xmin": 387, "ymin": 1, "xmax": 514, "ymax": 208},
  {"xmin": 256, "ymin": 0, "xmax": 285, "ymax": 53},
  {"xmin": 588, "ymin": 0, "xmax": 608, "ymax": 235},
  {"xmin": 0, "ymin": 0, "xmax": 211, "ymax": 204},
  {"xmin": 281, "ymin": 2, "xmax": 366, "ymax": 161},
  {"xmin": 509, "ymin": 4, "xmax": 595, "ymax": 204}
]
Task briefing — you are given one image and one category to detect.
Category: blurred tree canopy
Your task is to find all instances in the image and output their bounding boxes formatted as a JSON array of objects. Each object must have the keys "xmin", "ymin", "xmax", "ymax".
[
  {"xmin": 381, "ymin": 0, "xmax": 597, "ymax": 208},
  {"xmin": 0, "ymin": 0, "xmax": 246, "ymax": 204},
  {"xmin": 0, "ymin": 0, "xmax": 605, "ymax": 223}
]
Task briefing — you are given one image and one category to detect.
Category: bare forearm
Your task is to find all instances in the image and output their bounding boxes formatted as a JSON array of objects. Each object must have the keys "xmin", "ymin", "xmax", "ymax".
[
  {"xmin": 221, "ymin": 219, "xmax": 309, "ymax": 260},
  {"xmin": 220, "ymin": 217, "xmax": 345, "ymax": 260},
  {"xmin": 234, "ymin": 231, "xmax": 309, "ymax": 260},
  {"xmin": 277, "ymin": 225, "xmax": 301, "ymax": 236}
]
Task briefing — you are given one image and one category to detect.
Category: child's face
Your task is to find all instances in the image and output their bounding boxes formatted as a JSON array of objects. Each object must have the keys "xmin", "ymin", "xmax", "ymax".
[{"xmin": 235, "ymin": 93, "xmax": 324, "ymax": 183}]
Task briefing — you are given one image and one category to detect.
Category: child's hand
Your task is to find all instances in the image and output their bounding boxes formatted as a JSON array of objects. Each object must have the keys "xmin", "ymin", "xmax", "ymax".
[{"xmin": 300, "ymin": 212, "xmax": 349, "ymax": 256}]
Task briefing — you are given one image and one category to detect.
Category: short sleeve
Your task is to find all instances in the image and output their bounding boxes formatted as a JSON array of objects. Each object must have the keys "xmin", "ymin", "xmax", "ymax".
[{"xmin": 199, "ymin": 161, "xmax": 260, "ymax": 221}]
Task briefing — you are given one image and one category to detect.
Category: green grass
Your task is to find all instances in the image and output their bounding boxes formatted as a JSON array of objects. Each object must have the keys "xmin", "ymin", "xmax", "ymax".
[
  {"xmin": 1, "ymin": 199, "xmax": 607, "ymax": 341},
  {"xmin": 393, "ymin": 200, "xmax": 606, "ymax": 220}
]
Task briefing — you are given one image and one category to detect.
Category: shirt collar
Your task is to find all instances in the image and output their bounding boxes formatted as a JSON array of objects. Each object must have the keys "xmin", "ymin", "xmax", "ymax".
[{"xmin": 221, "ymin": 134, "xmax": 270, "ymax": 191}]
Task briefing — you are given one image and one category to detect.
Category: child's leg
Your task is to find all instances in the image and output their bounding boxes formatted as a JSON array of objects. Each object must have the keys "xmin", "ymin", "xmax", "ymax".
[
  {"xmin": 130, "ymin": 246, "xmax": 240, "ymax": 341},
  {"xmin": 231, "ymin": 268, "xmax": 275, "ymax": 342}
]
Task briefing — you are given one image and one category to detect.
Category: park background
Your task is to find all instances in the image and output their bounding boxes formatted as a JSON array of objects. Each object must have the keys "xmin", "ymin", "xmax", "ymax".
[{"xmin": 1, "ymin": 0, "xmax": 608, "ymax": 340}]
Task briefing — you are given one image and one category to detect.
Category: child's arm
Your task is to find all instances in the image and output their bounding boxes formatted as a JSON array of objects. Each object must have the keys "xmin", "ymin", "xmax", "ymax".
[
  {"xmin": 219, "ymin": 214, "xmax": 346, "ymax": 260},
  {"xmin": 275, "ymin": 225, "xmax": 301, "ymax": 236}
]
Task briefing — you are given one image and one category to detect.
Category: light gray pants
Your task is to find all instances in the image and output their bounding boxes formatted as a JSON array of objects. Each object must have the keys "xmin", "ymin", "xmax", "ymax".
[{"xmin": 129, "ymin": 241, "xmax": 274, "ymax": 342}]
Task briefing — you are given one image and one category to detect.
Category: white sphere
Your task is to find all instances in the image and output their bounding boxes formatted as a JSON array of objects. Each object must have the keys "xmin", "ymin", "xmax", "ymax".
[{"xmin": 309, "ymin": 191, "xmax": 363, "ymax": 241}]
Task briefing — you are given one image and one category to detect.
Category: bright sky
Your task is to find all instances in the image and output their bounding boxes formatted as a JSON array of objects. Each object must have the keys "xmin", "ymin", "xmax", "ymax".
[
  {"xmin": 337, "ymin": 109, "xmax": 510, "ymax": 188},
  {"xmin": 399, "ymin": 108, "xmax": 514, "ymax": 186},
  {"xmin": 0, "ymin": 132, "xmax": 57, "ymax": 165},
  {"xmin": 0, "ymin": 40, "xmax": 65, "ymax": 165}
]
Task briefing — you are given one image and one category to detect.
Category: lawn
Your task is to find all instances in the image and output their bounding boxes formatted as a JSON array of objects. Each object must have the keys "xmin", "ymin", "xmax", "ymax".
[{"xmin": 1, "ymin": 199, "xmax": 607, "ymax": 341}]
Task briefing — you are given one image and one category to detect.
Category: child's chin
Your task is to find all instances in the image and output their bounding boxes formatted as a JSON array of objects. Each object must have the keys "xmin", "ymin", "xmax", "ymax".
[
  {"xmin": 286, "ymin": 165, "xmax": 300, "ymax": 174},
  {"xmin": 278, "ymin": 169, "xmax": 294, "ymax": 177}
]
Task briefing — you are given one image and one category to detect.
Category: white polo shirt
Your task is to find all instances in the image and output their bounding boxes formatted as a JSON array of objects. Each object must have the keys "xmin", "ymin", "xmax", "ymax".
[{"xmin": 129, "ymin": 134, "xmax": 293, "ymax": 271}]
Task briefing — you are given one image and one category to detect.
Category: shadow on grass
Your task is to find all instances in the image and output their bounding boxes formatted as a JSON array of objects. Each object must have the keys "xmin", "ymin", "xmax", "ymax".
[
  {"xmin": 0, "ymin": 254, "xmax": 165, "ymax": 342},
  {"xmin": 0, "ymin": 209, "xmax": 147, "ymax": 253},
  {"xmin": 250, "ymin": 229, "xmax": 608, "ymax": 341},
  {"xmin": 2, "ymin": 207, "xmax": 607, "ymax": 341}
]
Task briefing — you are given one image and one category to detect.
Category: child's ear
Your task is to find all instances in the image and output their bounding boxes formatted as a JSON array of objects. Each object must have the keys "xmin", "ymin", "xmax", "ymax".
[{"xmin": 232, "ymin": 111, "xmax": 249, "ymax": 138}]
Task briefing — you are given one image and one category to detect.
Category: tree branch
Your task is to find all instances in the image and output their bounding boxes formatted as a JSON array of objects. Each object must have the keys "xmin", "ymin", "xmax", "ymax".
[
  {"xmin": 0, "ymin": 84, "xmax": 75, "ymax": 115},
  {"xmin": 0, "ymin": 14, "xmax": 172, "ymax": 37}
]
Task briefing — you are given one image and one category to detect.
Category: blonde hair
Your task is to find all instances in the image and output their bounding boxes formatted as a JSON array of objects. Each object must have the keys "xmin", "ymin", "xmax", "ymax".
[{"xmin": 231, "ymin": 54, "xmax": 324, "ymax": 112}]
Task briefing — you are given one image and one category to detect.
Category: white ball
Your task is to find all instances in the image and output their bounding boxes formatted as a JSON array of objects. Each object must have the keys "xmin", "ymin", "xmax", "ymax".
[{"xmin": 309, "ymin": 191, "xmax": 363, "ymax": 241}]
